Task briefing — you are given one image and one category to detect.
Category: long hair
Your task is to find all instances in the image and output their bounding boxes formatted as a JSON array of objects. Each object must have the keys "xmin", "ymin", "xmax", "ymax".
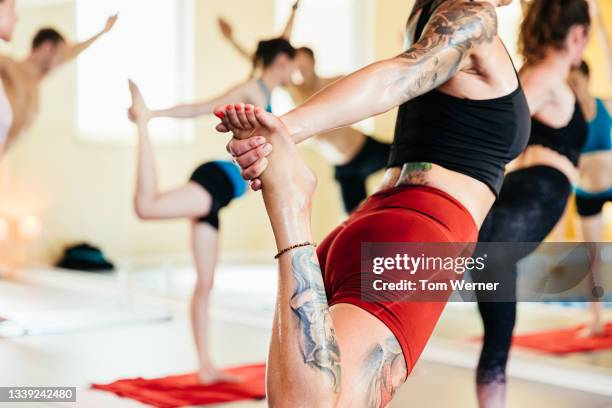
[{"xmin": 519, "ymin": 0, "xmax": 590, "ymax": 65}]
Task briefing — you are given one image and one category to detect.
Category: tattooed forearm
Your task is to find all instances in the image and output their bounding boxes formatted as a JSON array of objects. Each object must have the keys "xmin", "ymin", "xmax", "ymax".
[
  {"xmin": 398, "ymin": 162, "xmax": 433, "ymax": 185},
  {"xmin": 290, "ymin": 247, "xmax": 342, "ymax": 392},
  {"xmin": 361, "ymin": 336, "xmax": 407, "ymax": 408},
  {"xmin": 394, "ymin": 0, "xmax": 497, "ymax": 102}
]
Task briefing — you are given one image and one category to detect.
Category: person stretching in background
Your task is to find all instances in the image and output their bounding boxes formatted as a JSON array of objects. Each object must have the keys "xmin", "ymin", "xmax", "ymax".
[
  {"xmin": 0, "ymin": 0, "xmax": 16, "ymax": 153},
  {"xmin": 0, "ymin": 13, "xmax": 117, "ymax": 156},
  {"xmin": 139, "ymin": 38, "xmax": 295, "ymax": 119},
  {"xmin": 125, "ymin": 38, "xmax": 295, "ymax": 383},
  {"xmin": 219, "ymin": 3, "xmax": 390, "ymax": 213},
  {"xmin": 127, "ymin": 81, "xmax": 248, "ymax": 384},
  {"xmin": 568, "ymin": 0, "xmax": 612, "ymax": 338}
]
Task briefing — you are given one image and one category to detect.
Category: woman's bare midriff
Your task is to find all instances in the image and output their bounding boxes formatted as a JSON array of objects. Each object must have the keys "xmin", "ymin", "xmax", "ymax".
[
  {"xmin": 579, "ymin": 151, "xmax": 612, "ymax": 191},
  {"xmin": 381, "ymin": 164, "xmax": 496, "ymax": 228},
  {"xmin": 509, "ymin": 145, "xmax": 578, "ymax": 184}
]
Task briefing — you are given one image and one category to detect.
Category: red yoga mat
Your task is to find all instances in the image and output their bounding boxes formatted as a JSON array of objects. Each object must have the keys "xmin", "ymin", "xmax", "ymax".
[
  {"xmin": 512, "ymin": 323, "xmax": 612, "ymax": 354},
  {"xmin": 92, "ymin": 363, "xmax": 266, "ymax": 408}
]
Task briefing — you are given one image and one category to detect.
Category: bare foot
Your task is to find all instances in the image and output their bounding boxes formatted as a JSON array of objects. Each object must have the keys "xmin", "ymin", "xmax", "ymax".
[
  {"xmin": 219, "ymin": 104, "xmax": 316, "ymax": 214},
  {"xmin": 197, "ymin": 366, "xmax": 241, "ymax": 384},
  {"xmin": 128, "ymin": 80, "xmax": 151, "ymax": 124},
  {"xmin": 578, "ymin": 322, "xmax": 606, "ymax": 338}
]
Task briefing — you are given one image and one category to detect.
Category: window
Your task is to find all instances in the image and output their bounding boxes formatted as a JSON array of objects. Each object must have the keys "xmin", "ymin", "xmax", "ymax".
[
  {"xmin": 76, "ymin": 0, "xmax": 194, "ymax": 144},
  {"xmin": 273, "ymin": 0, "xmax": 374, "ymax": 130}
]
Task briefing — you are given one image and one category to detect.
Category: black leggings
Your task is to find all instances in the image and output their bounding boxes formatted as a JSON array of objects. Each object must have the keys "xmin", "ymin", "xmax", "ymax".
[
  {"xmin": 334, "ymin": 136, "xmax": 390, "ymax": 213},
  {"xmin": 475, "ymin": 166, "xmax": 571, "ymax": 385}
]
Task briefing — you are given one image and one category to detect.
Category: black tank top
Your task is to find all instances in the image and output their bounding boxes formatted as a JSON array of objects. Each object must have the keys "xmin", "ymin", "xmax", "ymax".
[
  {"xmin": 388, "ymin": 1, "xmax": 531, "ymax": 195},
  {"xmin": 528, "ymin": 102, "xmax": 588, "ymax": 167}
]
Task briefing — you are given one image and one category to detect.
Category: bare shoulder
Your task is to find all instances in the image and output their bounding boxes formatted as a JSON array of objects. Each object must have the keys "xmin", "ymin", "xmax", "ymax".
[
  {"xmin": 520, "ymin": 64, "xmax": 558, "ymax": 93},
  {"xmin": 425, "ymin": 0, "xmax": 497, "ymax": 46}
]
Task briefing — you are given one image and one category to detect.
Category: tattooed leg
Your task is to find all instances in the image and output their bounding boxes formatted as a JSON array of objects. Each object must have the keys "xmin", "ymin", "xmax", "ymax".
[
  {"xmin": 267, "ymin": 246, "xmax": 342, "ymax": 408},
  {"xmin": 289, "ymin": 247, "xmax": 342, "ymax": 390},
  {"xmin": 360, "ymin": 336, "xmax": 407, "ymax": 408}
]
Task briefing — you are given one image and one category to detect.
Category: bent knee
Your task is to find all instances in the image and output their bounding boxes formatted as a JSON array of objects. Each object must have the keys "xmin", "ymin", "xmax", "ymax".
[{"xmin": 133, "ymin": 197, "xmax": 157, "ymax": 220}]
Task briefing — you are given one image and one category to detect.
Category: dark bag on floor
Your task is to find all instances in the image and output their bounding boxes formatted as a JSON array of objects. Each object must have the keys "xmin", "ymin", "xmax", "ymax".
[{"xmin": 56, "ymin": 243, "xmax": 115, "ymax": 272}]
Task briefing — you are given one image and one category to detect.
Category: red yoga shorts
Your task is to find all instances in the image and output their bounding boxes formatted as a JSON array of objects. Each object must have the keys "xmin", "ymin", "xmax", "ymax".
[{"xmin": 317, "ymin": 185, "xmax": 478, "ymax": 373}]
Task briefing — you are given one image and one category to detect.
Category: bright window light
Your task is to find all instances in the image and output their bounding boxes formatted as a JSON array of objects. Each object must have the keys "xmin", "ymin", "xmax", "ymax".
[
  {"xmin": 273, "ymin": 0, "xmax": 374, "ymax": 130},
  {"xmin": 76, "ymin": 0, "xmax": 194, "ymax": 144}
]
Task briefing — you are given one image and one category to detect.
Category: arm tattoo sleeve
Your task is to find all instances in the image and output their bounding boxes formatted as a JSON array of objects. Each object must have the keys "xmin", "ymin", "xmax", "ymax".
[
  {"xmin": 290, "ymin": 247, "xmax": 342, "ymax": 392},
  {"xmin": 361, "ymin": 336, "xmax": 407, "ymax": 408},
  {"xmin": 393, "ymin": 0, "xmax": 498, "ymax": 102}
]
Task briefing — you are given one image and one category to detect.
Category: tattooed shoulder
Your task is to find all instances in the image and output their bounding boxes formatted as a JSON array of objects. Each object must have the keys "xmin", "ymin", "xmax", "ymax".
[
  {"xmin": 426, "ymin": 0, "xmax": 497, "ymax": 53},
  {"xmin": 394, "ymin": 0, "xmax": 498, "ymax": 101}
]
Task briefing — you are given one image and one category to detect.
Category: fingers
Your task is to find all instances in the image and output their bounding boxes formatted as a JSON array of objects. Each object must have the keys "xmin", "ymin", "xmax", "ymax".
[
  {"xmin": 234, "ymin": 104, "xmax": 252, "ymax": 129},
  {"xmin": 241, "ymin": 158, "xmax": 268, "ymax": 181},
  {"xmin": 233, "ymin": 143, "xmax": 272, "ymax": 169},
  {"xmin": 226, "ymin": 136, "xmax": 267, "ymax": 156},
  {"xmin": 249, "ymin": 179, "xmax": 263, "ymax": 191}
]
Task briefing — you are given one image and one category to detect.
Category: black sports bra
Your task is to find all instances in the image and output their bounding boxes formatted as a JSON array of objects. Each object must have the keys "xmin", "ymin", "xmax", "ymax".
[
  {"xmin": 528, "ymin": 102, "xmax": 588, "ymax": 167},
  {"xmin": 388, "ymin": 1, "xmax": 531, "ymax": 196}
]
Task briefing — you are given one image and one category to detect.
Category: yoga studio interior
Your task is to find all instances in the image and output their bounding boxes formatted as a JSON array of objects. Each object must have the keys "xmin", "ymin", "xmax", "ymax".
[{"xmin": 0, "ymin": 0, "xmax": 611, "ymax": 407}]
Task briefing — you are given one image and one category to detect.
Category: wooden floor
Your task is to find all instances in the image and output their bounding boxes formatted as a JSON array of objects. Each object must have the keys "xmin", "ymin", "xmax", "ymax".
[{"xmin": 0, "ymin": 265, "xmax": 611, "ymax": 408}]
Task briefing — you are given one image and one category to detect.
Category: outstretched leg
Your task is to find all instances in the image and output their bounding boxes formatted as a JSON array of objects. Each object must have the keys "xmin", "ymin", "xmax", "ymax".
[
  {"xmin": 129, "ymin": 81, "xmax": 226, "ymax": 383},
  {"xmin": 219, "ymin": 104, "xmax": 408, "ymax": 407},
  {"xmin": 129, "ymin": 80, "xmax": 212, "ymax": 221}
]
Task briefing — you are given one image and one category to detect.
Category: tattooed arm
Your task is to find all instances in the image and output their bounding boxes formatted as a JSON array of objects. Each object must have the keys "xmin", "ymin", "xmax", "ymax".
[{"xmin": 280, "ymin": 0, "xmax": 497, "ymax": 144}]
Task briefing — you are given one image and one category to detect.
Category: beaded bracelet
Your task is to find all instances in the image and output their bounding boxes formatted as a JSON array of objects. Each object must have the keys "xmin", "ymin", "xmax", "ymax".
[{"xmin": 274, "ymin": 242, "xmax": 316, "ymax": 259}]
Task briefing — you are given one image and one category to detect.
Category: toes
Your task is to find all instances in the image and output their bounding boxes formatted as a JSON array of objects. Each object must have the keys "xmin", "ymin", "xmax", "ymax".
[
  {"xmin": 234, "ymin": 104, "xmax": 252, "ymax": 129},
  {"xmin": 245, "ymin": 104, "xmax": 259, "ymax": 128},
  {"xmin": 214, "ymin": 105, "xmax": 232, "ymax": 131},
  {"xmin": 216, "ymin": 123, "xmax": 229, "ymax": 133},
  {"xmin": 225, "ymin": 104, "xmax": 242, "ymax": 130},
  {"xmin": 254, "ymin": 107, "xmax": 279, "ymax": 131}
]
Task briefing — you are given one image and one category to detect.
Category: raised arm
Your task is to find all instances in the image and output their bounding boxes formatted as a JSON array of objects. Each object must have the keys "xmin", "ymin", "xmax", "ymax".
[
  {"xmin": 217, "ymin": 17, "xmax": 252, "ymax": 61},
  {"xmin": 280, "ymin": 0, "xmax": 300, "ymax": 40},
  {"xmin": 279, "ymin": 1, "xmax": 497, "ymax": 144},
  {"xmin": 594, "ymin": 1, "xmax": 612, "ymax": 85},
  {"xmin": 151, "ymin": 82, "xmax": 251, "ymax": 120},
  {"xmin": 56, "ymin": 14, "xmax": 117, "ymax": 66}
]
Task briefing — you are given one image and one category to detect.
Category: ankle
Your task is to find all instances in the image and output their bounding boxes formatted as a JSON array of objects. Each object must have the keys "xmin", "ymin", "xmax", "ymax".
[{"xmin": 266, "ymin": 208, "xmax": 313, "ymax": 252}]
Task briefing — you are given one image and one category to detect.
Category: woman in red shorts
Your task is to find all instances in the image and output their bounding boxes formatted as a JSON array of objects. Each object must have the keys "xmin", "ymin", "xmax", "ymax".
[{"xmin": 217, "ymin": 0, "xmax": 527, "ymax": 406}]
